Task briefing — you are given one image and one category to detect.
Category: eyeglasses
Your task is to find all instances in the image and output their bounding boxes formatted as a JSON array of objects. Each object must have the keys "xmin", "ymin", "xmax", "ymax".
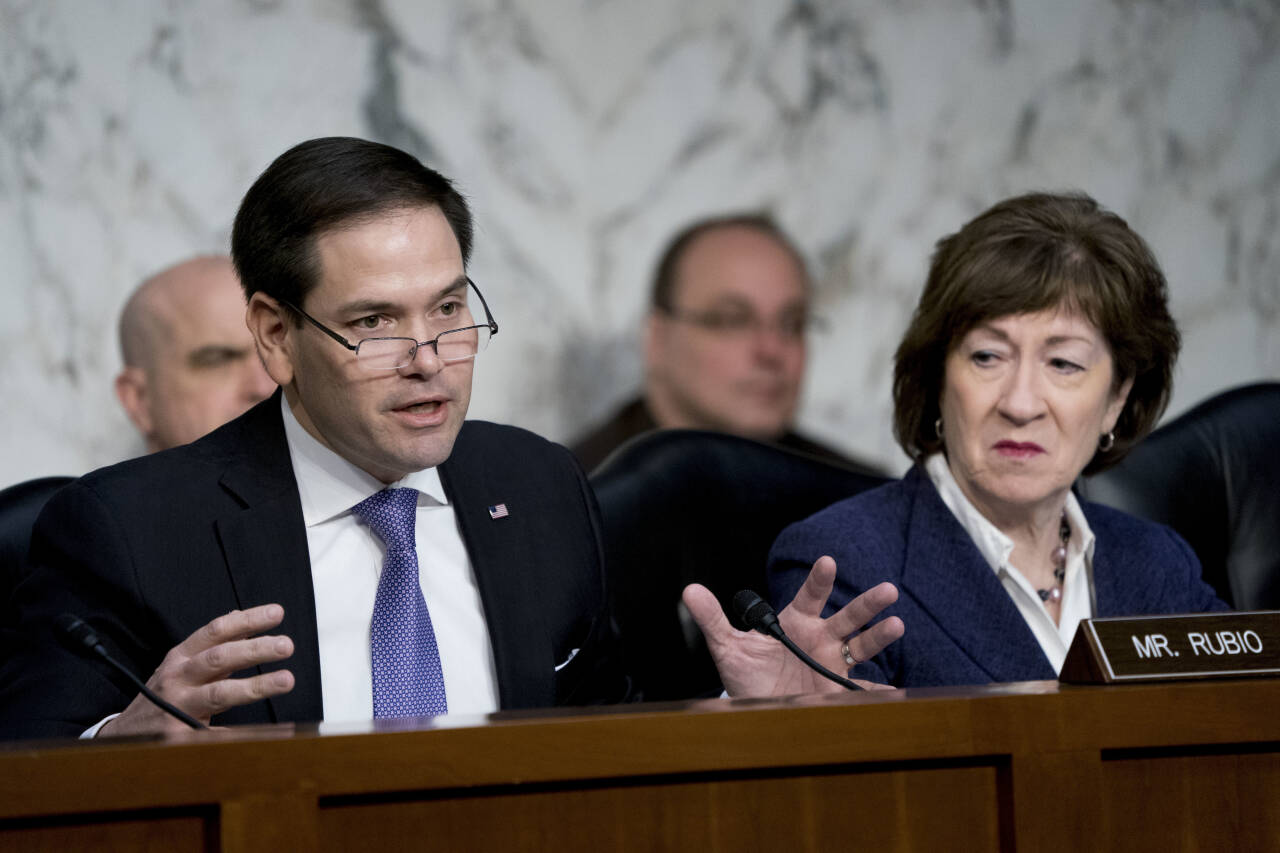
[
  {"xmin": 283, "ymin": 278, "xmax": 499, "ymax": 370},
  {"xmin": 659, "ymin": 306, "xmax": 823, "ymax": 342}
]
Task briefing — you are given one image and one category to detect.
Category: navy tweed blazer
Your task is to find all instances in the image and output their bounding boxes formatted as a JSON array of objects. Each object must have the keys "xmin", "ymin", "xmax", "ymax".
[{"xmin": 768, "ymin": 465, "xmax": 1228, "ymax": 688}]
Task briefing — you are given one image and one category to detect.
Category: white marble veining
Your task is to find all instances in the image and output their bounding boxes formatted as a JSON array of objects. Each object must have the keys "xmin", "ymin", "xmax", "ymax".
[{"xmin": 2, "ymin": 0, "xmax": 1277, "ymax": 483}]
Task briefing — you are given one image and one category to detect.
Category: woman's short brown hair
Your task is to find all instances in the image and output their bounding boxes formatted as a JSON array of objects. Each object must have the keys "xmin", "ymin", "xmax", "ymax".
[{"xmin": 892, "ymin": 192, "xmax": 1180, "ymax": 475}]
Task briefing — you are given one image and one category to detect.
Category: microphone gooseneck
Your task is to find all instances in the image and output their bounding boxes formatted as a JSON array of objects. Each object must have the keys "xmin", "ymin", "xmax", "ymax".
[
  {"xmin": 731, "ymin": 591, "xmax": 863, "ymax": 692},
  {"xmin": 56, "ymin": 613, "xmax": 207, "ymax": 731}
]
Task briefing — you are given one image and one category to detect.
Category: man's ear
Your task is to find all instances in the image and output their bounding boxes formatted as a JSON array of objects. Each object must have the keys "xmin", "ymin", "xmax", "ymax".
[
  {"xmin": 643, "ymin": 311, "xmax": 668, "ymax": 375},
  {"xmin": 114, "ymin": 367, "xmax": 153, "ymax": 438},
  {"xmin": 246, "ymin": 293, "xmax": 297, "ymax": 387}
]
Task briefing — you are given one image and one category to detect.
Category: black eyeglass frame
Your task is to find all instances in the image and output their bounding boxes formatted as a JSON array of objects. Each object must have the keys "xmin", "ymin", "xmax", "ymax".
[
  {"xmin": 657, "ymin": 305, "xmax": 827, "ymax": 338},
  {"xmin": 281, "ymin": 277, "xmax": 500, "ymax": 369}
]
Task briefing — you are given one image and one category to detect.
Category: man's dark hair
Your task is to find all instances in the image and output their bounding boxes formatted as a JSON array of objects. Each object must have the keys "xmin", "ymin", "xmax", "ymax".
[
  {"xmin": 231, "ymin": 137, "xmax": 473, "ymax": 311},
  {"xmin": 649, "ymin": 213, "xmax": 808, "ymax": 311},
  {"xmin": 892, "ymin": 191, "xmax": 1180, "ymax": 475}
]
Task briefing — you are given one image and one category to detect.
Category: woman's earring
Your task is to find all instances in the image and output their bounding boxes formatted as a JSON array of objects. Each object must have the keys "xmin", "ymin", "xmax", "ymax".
[
  {"xmin": 934, "ymin": 418, "xmax": 944, "ymax": 439},
  {"xmin": 1098, "ymin": 431, "xmax": 1115, "ymax": 452}
]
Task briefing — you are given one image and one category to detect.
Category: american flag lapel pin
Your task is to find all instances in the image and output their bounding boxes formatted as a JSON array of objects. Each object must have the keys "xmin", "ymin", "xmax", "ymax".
[{"xmin": 488, "ymin": 503, "xmax": 510, "ymax": 520}]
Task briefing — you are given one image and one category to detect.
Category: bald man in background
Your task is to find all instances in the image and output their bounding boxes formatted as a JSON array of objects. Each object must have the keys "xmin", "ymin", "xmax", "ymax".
[{"xmin": 115, "ymin": 256, "xmax": 277, "ymax": 453}]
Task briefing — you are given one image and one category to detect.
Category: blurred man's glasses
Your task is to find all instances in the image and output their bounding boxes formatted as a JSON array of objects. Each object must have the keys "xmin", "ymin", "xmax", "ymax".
[
  {"xmin": 283, "ymin": 278, "xmax": 499, "ymax": 370},
  {"xmin": 659, "ymin": 306, "xmax": 822, "ymax": 342}
]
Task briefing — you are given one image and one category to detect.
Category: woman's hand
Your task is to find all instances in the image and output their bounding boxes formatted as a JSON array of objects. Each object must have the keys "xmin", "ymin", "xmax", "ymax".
[{"xmin": 684, "ymin": 556, "xmax": 903, "ymax": 697}]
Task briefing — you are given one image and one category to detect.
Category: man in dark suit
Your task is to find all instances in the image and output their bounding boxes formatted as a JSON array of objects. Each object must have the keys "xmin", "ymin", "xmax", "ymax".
[{"xmin": 2, "ymin": 138, "xmax": 901, "ymax": 740}]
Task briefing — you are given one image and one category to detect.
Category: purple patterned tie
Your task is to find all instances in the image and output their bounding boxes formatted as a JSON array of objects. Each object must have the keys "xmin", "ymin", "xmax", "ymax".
[{"xmin": 351, "ymin": 488, "xmax": 448, "ymax": 718}]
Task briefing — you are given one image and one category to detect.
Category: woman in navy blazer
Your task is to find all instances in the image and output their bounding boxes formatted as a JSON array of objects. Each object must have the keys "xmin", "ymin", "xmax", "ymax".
[{"xmin": 769, "ymin": 192, "xmax": 1228, "ymax": 689}]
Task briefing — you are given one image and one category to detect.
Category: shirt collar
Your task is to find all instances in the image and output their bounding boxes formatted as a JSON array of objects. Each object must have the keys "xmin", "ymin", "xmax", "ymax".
[
  {"xmin": 280, "ymin": 395, "xmax": 448, "ymax": 527},
  {"xmin": 924, "ymin": 453, "xmax": 1096, "ymax": 576}
]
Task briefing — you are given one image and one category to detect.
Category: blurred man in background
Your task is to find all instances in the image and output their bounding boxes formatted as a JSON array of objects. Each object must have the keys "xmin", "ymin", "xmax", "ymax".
[
  {"xmin": 572, "ymin": 214, "xmax": 875, "ymax": 473},
  {"xmin": 115, "ymin": 256, "xmax": 277, "ymax": 452}
]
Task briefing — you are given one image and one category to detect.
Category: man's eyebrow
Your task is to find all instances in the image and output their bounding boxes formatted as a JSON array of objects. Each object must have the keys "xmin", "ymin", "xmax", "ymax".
[
  {"xmin": 187, "ymin": 345, "xmax": 252, "ymax": 367},
  {"xmin": 334, "ymin": 277, "xmax": 469, "ymax": 316},
  {"xmin": 437, "ymin": 276, "xmax": 469, "ymax": 298},
  {"xmin": 334, "ymin": 299, "xmax": 399, "ymax": 316},
  {"xmin": 700, "ymin": 295, "xmax": 754, "ymax": 312}
]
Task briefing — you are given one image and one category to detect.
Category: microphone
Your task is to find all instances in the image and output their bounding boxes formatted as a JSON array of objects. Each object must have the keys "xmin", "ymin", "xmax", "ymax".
[
  {"xmin": 56, "ymin": 613, "xmax": 207, "ymax": 731},
  {"xmin": 732, "ymin": 590, "xmax": 862, "ymax": 692}
]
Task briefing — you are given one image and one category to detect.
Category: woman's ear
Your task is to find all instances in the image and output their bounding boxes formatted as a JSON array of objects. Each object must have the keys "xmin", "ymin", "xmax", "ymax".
[{"xmin": 1103, "ymin": 374, "xmax": 1136, "ymax": 434}]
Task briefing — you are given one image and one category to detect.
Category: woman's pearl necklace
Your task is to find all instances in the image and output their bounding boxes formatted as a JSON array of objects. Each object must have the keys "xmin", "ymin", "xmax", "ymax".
[{"xmin": 1036, "ymin": 512, "xmax": 1070, "ymax": 604}]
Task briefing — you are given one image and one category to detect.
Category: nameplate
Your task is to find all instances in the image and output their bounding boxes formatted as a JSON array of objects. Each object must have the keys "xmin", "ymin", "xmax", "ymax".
[{"xmin": 1059, "ymin": 611, "xmax": 1280, "ymax": 684}]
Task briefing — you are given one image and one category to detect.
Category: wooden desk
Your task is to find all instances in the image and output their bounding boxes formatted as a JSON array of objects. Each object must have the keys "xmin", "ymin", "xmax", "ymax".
[{"xmin": 2, "ymin": 679, "xmax": 1277, "ymax": 852}]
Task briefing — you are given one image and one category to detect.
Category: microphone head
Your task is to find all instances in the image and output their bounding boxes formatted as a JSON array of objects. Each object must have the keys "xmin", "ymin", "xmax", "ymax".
[
  {"xmin": 732, "ymin": 590, "xmax": 780, "ymax": 636},
  {"xmin": 55, "ymin": 613, "xmax": 101, "ymax": 652}
]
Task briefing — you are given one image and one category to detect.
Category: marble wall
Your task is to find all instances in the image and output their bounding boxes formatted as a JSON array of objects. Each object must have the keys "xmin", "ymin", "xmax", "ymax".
[{"xmin": 2, "ymin": 0, "xmax": 1277, "ymax": 482}]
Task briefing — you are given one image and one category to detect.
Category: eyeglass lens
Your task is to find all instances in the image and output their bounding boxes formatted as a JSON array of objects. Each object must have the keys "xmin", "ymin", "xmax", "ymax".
[{"xmin": 355, "ymin": 325, "xmax": 493, "ymax": 370}]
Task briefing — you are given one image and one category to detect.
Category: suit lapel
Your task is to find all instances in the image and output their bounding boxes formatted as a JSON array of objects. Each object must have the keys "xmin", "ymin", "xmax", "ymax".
[
  {"xmin": 439, "ymin": 425, "xmax": 551, "ymax": 710},
  {"xmin": 898, "ymin": 468, "xmax": 1057, "ymax": 682},
  {"xmin": 210, "ymin": 394, "xmax": 323, "ymax": 724}
]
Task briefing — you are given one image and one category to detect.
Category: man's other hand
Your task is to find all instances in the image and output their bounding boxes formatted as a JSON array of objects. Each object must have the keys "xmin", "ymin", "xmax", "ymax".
[{"xmin": 99, "ymin": 604, "xmax": 295, "ymax": 736}]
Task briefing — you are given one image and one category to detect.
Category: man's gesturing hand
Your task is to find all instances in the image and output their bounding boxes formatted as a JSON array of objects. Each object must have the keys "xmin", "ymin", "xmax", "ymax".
[
  {"xmin": 100, "ymin": 604, "xmax": 295, "ymax": 736},
  {"xmin": 685, "ymin": 556, "xmax": 904, "ymax": 698}
]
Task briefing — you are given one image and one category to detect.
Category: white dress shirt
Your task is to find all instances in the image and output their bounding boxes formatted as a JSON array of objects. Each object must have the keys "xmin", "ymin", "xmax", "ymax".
[
  {"xmin": 925, "ymin": 454, "xmax": 1096, "ymax": 674},
  {"xmin": 281, "ymin": 397, "xmax": 499, "ymax": 721}
]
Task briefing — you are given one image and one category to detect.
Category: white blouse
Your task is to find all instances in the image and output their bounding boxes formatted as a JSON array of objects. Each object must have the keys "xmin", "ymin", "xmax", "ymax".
[{"xmin": 924, "ymin": 454, "xmax": 1096, "ymax": 674}]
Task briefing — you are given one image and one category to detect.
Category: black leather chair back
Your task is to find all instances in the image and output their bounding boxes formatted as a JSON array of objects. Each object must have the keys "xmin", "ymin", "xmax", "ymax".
[
  {"xmin": 1081, "ymin": 382, "xmax": 1280, "ymax": 610},
  {"xmin": 1, "ymin": 476, "xmax": 74, "ymax": 626},
  {"xmin": 591, "ymin": 430, "xmax": 890, "ymax": 701}
]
